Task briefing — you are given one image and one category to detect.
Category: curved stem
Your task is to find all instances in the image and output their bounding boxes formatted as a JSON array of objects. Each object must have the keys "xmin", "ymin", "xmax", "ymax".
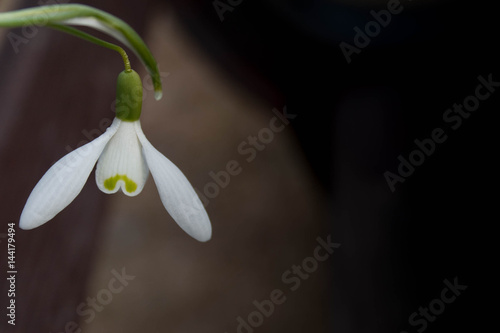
[
  {"xmin": 0, "ymin": 4, "xmax": 162, "ymax": 99},
  {"xmin": 49, "ymin": 24, "xmax": 131, "ymax": 72}
]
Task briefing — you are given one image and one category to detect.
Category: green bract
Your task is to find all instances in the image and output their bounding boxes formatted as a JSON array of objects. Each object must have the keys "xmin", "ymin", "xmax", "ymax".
[{"xmin": 116, "ymin": 70, "xmax": 143, "ymax": 121}]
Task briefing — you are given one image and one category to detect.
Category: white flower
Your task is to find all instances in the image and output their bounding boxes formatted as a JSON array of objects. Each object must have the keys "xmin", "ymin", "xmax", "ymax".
[{"xmin": 19, "ymin": 118, "xmax": 211, "ymax": 242}]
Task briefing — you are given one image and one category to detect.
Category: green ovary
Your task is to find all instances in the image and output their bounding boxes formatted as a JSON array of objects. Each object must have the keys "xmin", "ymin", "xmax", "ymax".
[{"xmin": 104, "ymin": 174, "xmax": 137, "ymax": 193}]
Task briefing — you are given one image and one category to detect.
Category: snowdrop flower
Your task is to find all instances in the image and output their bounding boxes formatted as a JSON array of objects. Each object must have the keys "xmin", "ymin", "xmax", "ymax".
[{"xmin": 20, "ymin": 70, "xmax": 211, "ymax": 242}]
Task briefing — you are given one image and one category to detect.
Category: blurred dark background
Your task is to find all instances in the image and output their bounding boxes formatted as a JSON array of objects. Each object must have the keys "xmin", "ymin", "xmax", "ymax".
[{"xmin": 1, "ymin": 0, "xmax": 496, "ymax": 332}]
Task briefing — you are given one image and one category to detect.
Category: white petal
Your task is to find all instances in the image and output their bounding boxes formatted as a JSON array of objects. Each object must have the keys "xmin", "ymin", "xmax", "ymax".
[
  {"xmin": 134, "ymin": 121, "xmax": 212, "ymax": 242},
  {"xmin": 20, "ymin": 119, "xmax": 121, "ymax": 230},
  {"xmin": 96, "ymin": 121, "xmax": 148, "ymax": 196}
]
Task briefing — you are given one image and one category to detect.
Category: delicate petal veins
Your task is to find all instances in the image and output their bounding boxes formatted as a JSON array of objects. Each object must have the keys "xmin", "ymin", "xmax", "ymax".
[
  {"xmin": 19, "ymin": 119, "xmax": 121, "ymax": 230},
  {"xmin": 96, "ymin": 121, "xmax": 148, "ymax": 196},
  {"xmin": 134, "ymin": 121, "xmax": 212, "ymax": 242}
]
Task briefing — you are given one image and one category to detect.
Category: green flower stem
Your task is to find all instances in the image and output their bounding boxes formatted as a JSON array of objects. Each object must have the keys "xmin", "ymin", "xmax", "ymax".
[
  {"xmin": 0, "ymin": 4, "xmax": 162, "ymax": 99},
  {"xmin": 49, "ymin": 23, "xmax": 131, "ymax": 72}
]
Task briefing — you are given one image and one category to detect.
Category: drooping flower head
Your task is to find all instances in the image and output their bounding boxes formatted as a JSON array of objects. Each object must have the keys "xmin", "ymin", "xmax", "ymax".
[
  {"xmin": 1, "ymin": 4, "xmax": 211, "ymax": 241},
  {"xmin": 19, "ymin": 70, "xmax": 212, "ymax": 242}
]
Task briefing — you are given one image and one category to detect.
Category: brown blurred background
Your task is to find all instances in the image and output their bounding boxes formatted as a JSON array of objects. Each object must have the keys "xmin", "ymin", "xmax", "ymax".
[
  {"xmin": 1, "ymin": 1, "xmax": 328, "ymax": 332},
  {"xmin": 83, "ymin": 9, "xmax": 328, "ymax": 333},
  {"xmin": 1, "ymin": 0, "xmax": 496, "ymax": 332}
]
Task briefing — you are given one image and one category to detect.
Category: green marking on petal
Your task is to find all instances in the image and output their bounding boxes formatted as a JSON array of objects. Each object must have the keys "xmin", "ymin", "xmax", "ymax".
[{"xmin": 104, "ymin": 174, "xmax": 138, "ymax": 193}]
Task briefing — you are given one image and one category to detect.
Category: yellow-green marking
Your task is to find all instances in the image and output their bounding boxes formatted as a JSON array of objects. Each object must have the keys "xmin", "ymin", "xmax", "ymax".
[{"xmin": 104, "ymin": 174, "xmax": 137, "ymax": 193}]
